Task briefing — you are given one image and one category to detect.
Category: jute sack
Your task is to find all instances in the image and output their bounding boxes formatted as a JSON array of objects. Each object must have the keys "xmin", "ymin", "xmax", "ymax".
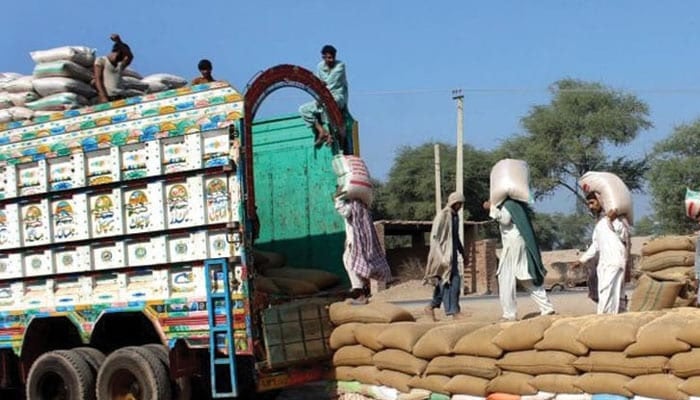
[
  {"xmin": 624, "ymin": 313, "xmax": 690, "ymax": 356},
  {"xmin": 574, "ymin": 373, "xmax": 633, "ymax": 397},
  {"xmin": 641, "ymin": 235, "xmax": 696, "ymax": 256},
  {"xmin": 530, "ymin": 374, "xmax": 582, "ymax": 394},
  {"xmin": 329, "ymin": 302, "xmax": 415, "ymax": 325},
  {"xmin": 330, "ymin": 323, "xmax": 362, "ymax": 350},
  {"xmin": 639, "ymin": 250, "xmax": 695, "ymax": 272},
  {"xmin": 534, "ymin": 317, "xmax": 590, "ymax": 356},
  {"xmin": 425, "ymin": 355, "xmax": 499, "ymax": 379},
  {"xmin": 352, "ymin": 366, "xmax": 382, "ymax": 385},
  {"xmin": 377, "ymin": 322, "xmax": 437, "ymax": 353},
  {"xmin": 486, "ymin": 372, "xmax": 537, "ymax": 396},
  {"xmin": 413, "ymin": 321, "xmax": 488, "ymax": 359},
  {"xmin": 263, "ymin": 267, "xmax": 340, "ymax": 290},
  {"xmin": 492, "ymin": 315, "xmax": 559, "ymax": 352},
  {"xmin": 676, "ymin": 318, "xmax": 700, "ymax": 346},
  {"xmin": 334, "ymin": 366, "xmax": 355, "ymax": 381},
  {"xmin": 444, "ymin": 375, "xmax": 489, "ymax": 397},
  {"xmin": 453, "ymin": 322, "xmax": 513, "ymax": 358},
  {"xmin": 397, "ymin": 388, "xmax": 432, "ymax": 400},
  {"xmin": 573, "ymin": 352, "xmax": 668, "ymax": 376},
  {"xmin": 269, "ymin": 277, "xmax": 319, "ymax": 295},
  {"xmin": 577, "ymin": 312, "xmax": 658, "ymax": 351},
  {"xmin": 408, "ymin": 375, "xmax": 451, "ymax": 395},
  {"xmin": 497, "ymin": 350, "xmax": 578, "ymax": 375},
  {"xmin": 332, "ymin": 345, "xmax": 375, "ymax": 367},
  {"xmin": 254, "ymin": 276, "xmax": 280, "ymax": 294},
  {"xmin": 647, "ymin": 266, "xmax": 695, "ymax": 282},
  {"xmin": 630, "ymin": 275, "xmax": 684, "ymax": 311},
  {"xmin": 625, "ymin": 374, "xmax": 687, "ymax": 400},
  {"xmin": 354, "ymin": 323, "xmax": 389, "ymax": 351},
  {"xmin": 253, "ymin": 249, "xmax": 286, "ymax": 270},
  {"xmin": 373, "ymin": 349, "xmax": 428, "ymax": 376},
  {"xmin": 669, "ymin": 349, "xmax": 700, "ymax": 378},
  {"xmin": 378, "ymin": 369, "xmax": 412, "ymax": 393},
  {"xmin": 680, "ymin": 376, "xmax": 700, "ymax": 396}
]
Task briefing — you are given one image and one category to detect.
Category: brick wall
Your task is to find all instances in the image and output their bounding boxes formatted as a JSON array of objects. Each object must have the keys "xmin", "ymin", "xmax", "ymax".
[{"xmin": 464, "ymin": 239, "xmax": 499, "ymax": 295}]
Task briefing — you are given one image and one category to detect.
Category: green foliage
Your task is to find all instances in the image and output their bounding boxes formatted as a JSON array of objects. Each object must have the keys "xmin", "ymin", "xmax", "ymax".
[
  {"xmin": 531, "ymin": 212, "xmax": 593, "ymax": 250},
  {"xmin": 632, "ymin": 215, "xmax": 659, "ymax": 237},
  {"xmin": 373, "ymin": 142, "xmax": 496, "ymax": 222},
  {"xmin": 500, "ymin": 79, "xmax": 652, "ymax": 205},
  {"xmin": 647, "ymin": 119, "xmax": 700, "ymax": 234}
]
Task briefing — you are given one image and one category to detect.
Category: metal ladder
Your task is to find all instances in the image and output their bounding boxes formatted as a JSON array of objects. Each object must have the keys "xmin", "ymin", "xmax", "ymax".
[{"xmin": 205, "ymin": 258, "xmax": 238, "ymax": 398}]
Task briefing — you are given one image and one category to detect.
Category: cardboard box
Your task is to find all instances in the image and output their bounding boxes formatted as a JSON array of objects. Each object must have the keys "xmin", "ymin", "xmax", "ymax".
[
  {"xmin": 20, "ymin": 200, "xmax": 51, "ymax": 247},
  {"xmin": 50, "ymin": 194, "xmax": 89, "ymax": 243}
]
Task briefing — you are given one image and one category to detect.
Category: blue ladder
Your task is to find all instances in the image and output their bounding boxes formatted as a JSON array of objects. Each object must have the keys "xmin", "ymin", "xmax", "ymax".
[{"xmin": 205, "ymin": 258, "xmax": 238, "ymax": 398}]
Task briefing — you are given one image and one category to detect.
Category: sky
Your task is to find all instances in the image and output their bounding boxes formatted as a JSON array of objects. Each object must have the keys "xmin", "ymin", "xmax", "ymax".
[{"xmin": 2, "ymin": 1, "xmax": 700, "ymax": 219}]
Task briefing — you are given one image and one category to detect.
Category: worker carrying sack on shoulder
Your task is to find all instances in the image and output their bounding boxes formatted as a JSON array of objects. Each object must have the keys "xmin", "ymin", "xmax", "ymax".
[
  {"xmin": 490, "ymin": 159, "xmax": 531, "ymax": 207},
  {"xmin": 579, "ymin": 171, "xmax": 634, "ymax": 224},
  {"xmin": 333, "ymin": 155, "xmax": 373, "ymax": 207},
  {"xmin": 685, "ymin": 188, "xmax": 700, "ymax": 220}
]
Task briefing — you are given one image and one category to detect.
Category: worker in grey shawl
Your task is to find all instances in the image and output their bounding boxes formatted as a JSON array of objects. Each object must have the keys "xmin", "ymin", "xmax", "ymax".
[{"xmin": 423, "ymin": 192, "xmax": 468, "ymax": 321}]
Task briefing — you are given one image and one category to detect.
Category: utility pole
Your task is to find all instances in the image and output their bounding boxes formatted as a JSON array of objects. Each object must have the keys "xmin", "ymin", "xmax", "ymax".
[
  {"xmin": 452, "ymin": 89, "xmax": 464, "ymax": 245},
  {"xmin": 434, "ymin": 144, "xmax": 442, "ymax": 214}
]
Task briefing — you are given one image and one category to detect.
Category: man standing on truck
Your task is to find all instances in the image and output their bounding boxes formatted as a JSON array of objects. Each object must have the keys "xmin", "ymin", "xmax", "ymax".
[
  {"xmin": 424, "ymin": 192, "xmax": 468, "ymax": 321},
  {"xmin": 573, "ymin": 192, "xmax": 630, "ymax": 314},
  {"xmin": 94, "ymin": 34, "xmax": 134, "ymax": 103},
  {"xmin": 483, "ymin": 197, "xmax": 555, "ymax": 321},
  {"xmin": 334, "ymin": 190, "xmax": 391, "ymax": 304},
  {"xmin": 299, "ymin": 44, "xmax": 348, "ymax": 146},
  {"xmin": 192, "ymin": 59, "xmax": 216, "ymax": 85}
]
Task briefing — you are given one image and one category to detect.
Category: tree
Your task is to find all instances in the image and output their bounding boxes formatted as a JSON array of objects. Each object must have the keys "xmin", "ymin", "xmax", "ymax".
[
  {"xmin": 647, "ymin": 120, "xmax": 700, "ymax": 234},
  {"xmin": 374, "ymin": 142, "xmax": 497, "ymax": 222},
  {"xmin": 632, "ymin": 215, "xmax": 659, "ymax": 237},
  {"xmin": 500, "ymin": 79, "xmax": 652, "ymax": 206},
  {"xmin": 532, "ymin": 212, "xmax": 593, "ymax": 251}
]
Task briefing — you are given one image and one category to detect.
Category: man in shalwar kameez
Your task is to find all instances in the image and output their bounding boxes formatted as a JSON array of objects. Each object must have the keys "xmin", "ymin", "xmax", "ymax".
[
  {"xmin": 423, "ymin": 192, "xmax": 468, "ymax": 321},
  {"xmin": 299, "ymin": 44, "xmax": 348, "ymax": 146},
  {"xmin": 484, "ymin": 198, "xmax": 555, "ymax": 321},
  {"xmin": 574, "ymin": 192, "xmax": 630, "ymax": 314},
  {"xmin": 335, "ymin": 194, "xmax": 391, "ymax": 304}
]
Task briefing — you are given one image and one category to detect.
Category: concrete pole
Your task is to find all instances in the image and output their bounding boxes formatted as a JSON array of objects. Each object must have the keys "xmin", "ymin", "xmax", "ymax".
[
  {"xmin": 434, "ymin": 144, "xmax": 442, "ymax": 214},
  {"xmin": 452, "ymin": 89, "xmax": 464, "ymax": 244}
]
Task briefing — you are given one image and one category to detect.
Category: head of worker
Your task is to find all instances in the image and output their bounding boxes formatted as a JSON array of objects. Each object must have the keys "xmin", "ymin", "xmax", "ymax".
[
  {"xmin": 321, "ymin": 45, "xmax": 337, "ymax": 68},
  {"xmin": 585, "ymin": 191, "xmax": 603, "ymax": 216},
  {"xmin": 446, "ymin": 192, "xmax": 465, "ymax": 213},
  {"xmin": 198, "ymin": 59, "xmax": 214, "ymax": 81},
  {"xmin": 110, "ymin": 41, "xmax": 132, "ymax": 64}
]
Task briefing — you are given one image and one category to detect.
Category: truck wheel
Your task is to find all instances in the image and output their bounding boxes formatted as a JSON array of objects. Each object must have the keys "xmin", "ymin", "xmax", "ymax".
[
  {"xmin": 26, "ymin": 349, "xmax": 95, "ymax": 400},
  {"xmin": 73, "ymin": 347, "xmax": 106, "ymax": 374},
  {"xmin": 97, "ymin": 346, "xmax": 171, "ymax": 400},
  {"xmin": 141, "ymin": 344, "xmax": 193, "ymax": 400}
]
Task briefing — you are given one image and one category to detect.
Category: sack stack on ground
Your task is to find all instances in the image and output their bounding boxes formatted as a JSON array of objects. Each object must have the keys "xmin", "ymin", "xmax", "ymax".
[
  {"xmin": 251, "ymin": 249, "xmax": 343, "ymax": 297},
  {"xmin": 489, "ymin": 159, "xmax": 531, "ymax": 207},
  {"xmin": 633, "ymin": 235, "xmax": 697, "ymax": 310},
  {"xmin": 330, "ymin": 301, "xmax": 700, "ymax": 400}
]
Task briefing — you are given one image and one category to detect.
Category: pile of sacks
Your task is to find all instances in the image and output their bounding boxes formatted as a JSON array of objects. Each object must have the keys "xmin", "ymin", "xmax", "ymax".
[
  {"xmin": 252, "ymin": 249, "xmax": 342, "ymax": 297},
  {"xmin": 0, "ymin": 45, "xmax": 189, "ymax": 123},
  {"xmin": 329, "ymin": 301, "xmax": 700, "ymax": 400},
  {"xmin": 633, "ymin": 235, "xmax": 697, "ymax": 311}
]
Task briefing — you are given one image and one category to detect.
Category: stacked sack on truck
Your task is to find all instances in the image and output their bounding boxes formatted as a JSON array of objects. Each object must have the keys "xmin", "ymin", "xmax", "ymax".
[
  {"xmin": 27, "ymin": 46, "xmax": 98, "ymax": 113},
  {"xmin": 633, "ymin": 235, "xmax": 697, "ymax": 310},
  {"xmin": 0, "ymin": 72, "xmax": 37, "ymax": 122},
  {"xmin": 329, "ymin": 301, "xmax": 700, "ymax": 400},
  {"xmin": 251, "ymin": 249, "xmax": 343, "ymax": 297}
]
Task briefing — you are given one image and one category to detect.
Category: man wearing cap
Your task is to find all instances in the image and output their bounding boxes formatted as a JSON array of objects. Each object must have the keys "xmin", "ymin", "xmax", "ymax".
[
  {"xmin": 484, "ymin": 197, "xmax": 555, "ymax": 321},
  {"xmin": 424, "ymin": 192, "xmax": 468, "ymax": 321}
]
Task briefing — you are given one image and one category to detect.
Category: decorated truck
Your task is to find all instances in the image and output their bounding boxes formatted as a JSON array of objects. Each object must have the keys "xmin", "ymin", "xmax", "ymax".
[{"xmin": 0, "ymin": 64, "xmax": 356, "ymax": 399}]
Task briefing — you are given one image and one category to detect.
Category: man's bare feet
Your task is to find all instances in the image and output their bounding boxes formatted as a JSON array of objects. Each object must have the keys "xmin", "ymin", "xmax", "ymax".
[
  {"xmin": 424, "ymin": 306, "xmax": 436, "ymax": 322},
  {"xmin": 451, "ymin": 312, "xmax": 469, "ymax": 320}
]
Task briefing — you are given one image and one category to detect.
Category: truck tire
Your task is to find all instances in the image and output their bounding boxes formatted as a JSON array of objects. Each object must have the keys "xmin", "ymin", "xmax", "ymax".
[
  {"xmin": 97, "ymin": 346, "xmax": 171, "ymax": 400},
  {"xmin": 141, "ymin": 344, "xmax": 193, "ymax": 400},
  {"xmin": 26, "ymin": 349, "xmax": 96, "ymax": 400},
  {"xmin": 73, "ymin": 347, "xmax": 106, "ymax": 375}
]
